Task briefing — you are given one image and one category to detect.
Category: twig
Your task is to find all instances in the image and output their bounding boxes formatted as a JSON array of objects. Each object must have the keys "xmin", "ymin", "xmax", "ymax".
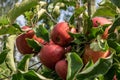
[
  {"xmin": 45, "ymin": 11, "xmax": 57, "ymax": 24},
  {"xmin": 29, "ymin": 62, "xmax": 41, "ymax": 68},
  {"xmin": 36, "ymin": 64, "xmax": 42, "ymax": 72}
]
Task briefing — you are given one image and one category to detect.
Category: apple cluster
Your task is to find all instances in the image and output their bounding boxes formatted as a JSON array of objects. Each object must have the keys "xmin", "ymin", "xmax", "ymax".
[
  {"xmin": 39, "ymin": 22, "xmax": 76, "ymax": 80},
  {"xmin": 16, "ymin": 17, "xmax": 113, "ymax": 80}
]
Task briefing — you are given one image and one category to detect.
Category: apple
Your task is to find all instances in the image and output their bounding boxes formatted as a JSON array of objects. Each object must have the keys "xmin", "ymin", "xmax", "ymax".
[
  {"xmin": 16, "ymin": 26, "xmax": 45, "ymax": 54},
  {"xmin": 51, "ymin": 22, "xmax": 76, "ymax": 46},
  {"xmin": 55, "ymin": 60, "xmax": 68, "ymax": 80},
  {"xmin": 92, "ymin": 17, "xmax": 112, "ymax": 39},
  {"xmin": 82, "ymin": 45, "xmax": 110, "ymax": 64},
  {"xmin": 92, "ymin": 17, "xmax": 112, "ymax": 27},
  {"xmin": 16, "ymin": 30, "xmax": 34, "ymax": 54},
  {"xmin": 39, "ymin": 44, "xmax": 65, "ymax": 69}
]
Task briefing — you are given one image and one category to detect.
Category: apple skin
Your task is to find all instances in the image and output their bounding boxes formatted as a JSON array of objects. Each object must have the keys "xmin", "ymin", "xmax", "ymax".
[
  {"xmin": 83, "ymin": 45, "xmax": 110, "ymax": 64},
  {"xmin": 92, "ymin": 17, "xmax": 112, "ymax": 27},
  {"xmin": 55, "ymin": 60, "xmax": 68, "ymax": 80},
  {"xmin": 51, "ymin": 22, "xmax": 76, "ymax": 46},
  {"xmin": 39, "ymin": 44, "xmax": 65, "ymax": 69},
  {"xmin": 16, "ymin": 26, "xmax": 45, "ymax": 54},
  {"xmin": 16, "ymin": 30, "xmax": 34, "ymax": 54}
]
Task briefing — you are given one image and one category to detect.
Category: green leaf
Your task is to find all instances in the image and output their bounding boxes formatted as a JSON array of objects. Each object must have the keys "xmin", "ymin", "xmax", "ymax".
[
  {"xmin": 93, "ymin": 7, "xmax": 117, "ymax": 18},
  {"xmin": 22, "ymin": 70, "xmax": 52, "ymax": 80},
  {"xmin": 18, "ymin": 54, "xmax": 33, "ymax": 72},
  {"xmin": 109, "ymin": 15, "xmax": 120, "ymax": 33},
  {"xmin": 83, "ymin": 60, "xmax": 94, "ymax": 71},
  {"xmin": 0, "ymin": 49, "xmax": 10, "ymax": 66},
  {"xmin": 107, "ymin": 40, "xmax": 120, "ymax": 53},
  {"xmin": 66, "ymin": 52, "xmax": 83, "ymax": 80},
  {"xmin": 74, "ymin": 6, "xmax": 86, "ymax": 18},
  {"xmin": 8, "ymin": 0, "xmax": 39, "ymax": 23},
  {"xmin": 12, "ymin": 71, "xmax": 25, "ymax": 80},
  {"xmin": 0, "ymin": 25, "xmax": 21, "ymax": 35},
  {"xmin": 0, "ymin": 49, "xmax": 10, "ymax": 64},
  {"xmin": 34, "ymin": 24, "xmax": 49, "ymax": 42},
  {"xmin": 76, "ymin": 54, "xmax": 113, "ymax": 80},
  {"xmin": 0, "ymin": 16, "xmax": 9, "ymax": 25},
  {"xmin": 93, "ymin": 1, "xmax": 117, "ymax": 18},
  {"xmin": 5, "ymin": 35, "xmax": 17, "ymax": 73},
  {"xmin": 26, "ymin": 38, "xmax": 42, "ymax": 52},
  {"xmin": 110, "ymin": 0, "xmax": 120, "ymax": 8}
]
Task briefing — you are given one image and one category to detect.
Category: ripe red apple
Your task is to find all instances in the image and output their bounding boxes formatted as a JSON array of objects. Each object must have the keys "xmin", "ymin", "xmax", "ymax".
[
  {"xmin": 51, "ymin": 22, "xmax": 76, "ymax": 46},
  {"xmin": 39, "ymin": 44, "xmax": 65, "ymax": 69},
  {"xmin": 83, "ymin": 45, "xmax": 110, "ymax": 64},
  {"xmin": 92, "ymin": 17, "xmax": 112, "ymax": 27},
  {"xmin": 55, "ymin": 60, "xmax": 68, "ymax": 80},
  {"xmin": 16, "ymin": 30, "xmax": 34, "ymax": 54},
  {"xmin": 16, "ymin": 26, "xmax": 45, "ymax": 54}
]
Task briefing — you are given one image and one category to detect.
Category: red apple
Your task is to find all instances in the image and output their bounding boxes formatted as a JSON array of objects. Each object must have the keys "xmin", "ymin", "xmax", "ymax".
[
  {"xmin": 92, "ymin": 17, "xmax": 112, "ymax": 39},
  {"xmin": 16, "ymin": 30, "xmax": 34, "ymax": 54},
  {"xmin": 55, "ymin": 60, "xmax": 68, "ymax": 80},
  {"xmin": 39, "ymin": 44, "xmax": 65, "ymax": 69},
  {"xmin": 16, "ymin": 26, "xmax": 45, "ymax": 54},
  {"xmin": 51, "ymin": 22, "xmax": 76, "ymax": 46},
  {"xmin": 92, "ymin": 17, "xmax": 112, "ymax": 27},
  {"xmin": 83, "ymin": 45, "xmax": 110, "ymax": 64}
]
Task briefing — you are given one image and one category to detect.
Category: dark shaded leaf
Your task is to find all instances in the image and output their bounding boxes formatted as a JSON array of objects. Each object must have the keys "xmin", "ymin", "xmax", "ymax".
[
  {"xmin": 0, "ymin": 49, "xmax": 10, "ymax": 64},
  {"xmin": 107, "ymin": 40, "xmax": 120, "ymax": 54},
  {"xmin": 110, "ymin": 0, "xmax": 120, "ymax": 8},
  {"xmin": 66, "ymin": 52, "xmax": 83, "ymax": 80},
  {"xmin": 109, "ymin": 15, "xmax": 120, "ymax": 33},
  {"xmin": 34, "ymin": 25, "xmax": 49, "ymax": 42}
]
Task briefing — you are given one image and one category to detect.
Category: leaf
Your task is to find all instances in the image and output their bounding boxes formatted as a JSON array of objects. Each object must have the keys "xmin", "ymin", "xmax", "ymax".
[
  {"xmin": 66, "ymin": 52, "xmax": 83, "ymax": 80},
  {"xmin": 0, "ymin": 16, "xmax": 9, "ymax": 25},
  {"xmin": 0, "ymin": 49, "xmax": 10, "ymax": 64},
  {"xmin": 12, "ymin": 71, "xmax": 25, "ymax": 80},
  {"xmin": 26, "ymin": 38, "xmax": 42, "ymax": 52},
  {"xmin": 74, "ymin": 6, "xmax": 86, "ymax": 18},
  {"xmin": 8, "ymin": 0, "xmax": 39, "ymax": 23},
  {"xmin": 5, "ymin": 35, "xmax": 17, "ymax": 72},
  {"xmin": 34, "ymin": 24, "xmax": 49, "ymax": 42},
  {"xmin": 110, "ymin": 0, "xmax": 120, "ymax": 8},
  {"xmin": 93, "ymin": 1, "xmax": 117, "ymax": 18},
  {"xmin": 109, "ymin": 15, "xmax": 120, "ymax": 33},
  {"xmin": 93, "ymin": 7, "xmax": 117, "ymax": 18},
  {"xmin": 17, "ymin": 54, "xmax": 33, "ymax": 72},
  {"xmin": 0, "ymin": 25, "xmax": 21, "ymax": 35},
  {"xmin": 22, "ymin": 70, "xmax": 52, "ymax": 80},
  {"xmin": 76, "ymin": 54, "xmax": 113, "ymax": 80},
  {"xmin": 107, "ymin": 40, "xmax": 120, "ymax": 54}
]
